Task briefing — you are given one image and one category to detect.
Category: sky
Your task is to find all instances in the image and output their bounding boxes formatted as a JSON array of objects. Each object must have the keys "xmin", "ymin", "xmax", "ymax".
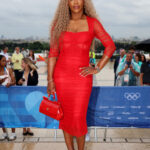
[{"xmin": 0, "ymin": 0, "xmax": 150, "ymax": 39}]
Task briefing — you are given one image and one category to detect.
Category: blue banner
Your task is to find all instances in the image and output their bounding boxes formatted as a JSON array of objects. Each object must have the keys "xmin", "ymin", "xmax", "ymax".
[
  {"xmin": 0, "ymin": 86, "xmax": 150, "ymax": 128},
  {"xmin": 0, "ymin": 86, "xmax": 59, "ymax": 129},
  {"xmin": 87, "ymin": 86, "xmax": 150, "ymax": 128}
]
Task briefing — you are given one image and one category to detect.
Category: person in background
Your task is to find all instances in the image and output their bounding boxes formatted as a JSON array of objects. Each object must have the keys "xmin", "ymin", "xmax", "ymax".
[
  {"xmin": 129, "ymin": 46, "xmax": 136, "ymax": 56},
  {"xmin": 89, "ymin": 51, "xmax": 96, "ymax": 67},
  {"xmin": 21, "ymin": 48, "xmax": 29, "ymax": 58},
  {"xmin": 18, "ymin": 58, "xmax": 38, "ymax": 136},
  {"xmin": 135, "ymin": 53, "xmax": 142, "ymax": 67},
  {"xmin": 135, "ymin": 53, "xmax": 142, "ymax": 86},
  {"xmin": 140, "ymin": 53, "xmax": 150, "ymax": 86},
  {"xmin": 141, "ymin": 54, "xmax": 146, "ymax": 63},
  {"xmin": 0, "ymin": 47, "xmax": 11, "ymax": 66},
  {"xmin": 114, "ymin": 49, "xmax": 126, "ymax": 85},
  {"xmin": 116, "ymin": 52, "xmax": 140, "ymax": 86},
  {"xmin": 11, "ymin": 47, "xmax": 24, "ymax": 85},
  {"xmin": 28, "ymin": 50, "xmax": 36, "ymax": 64},
  {"xmin": 0, "ymin": 55, "xmax": 16, "ymax": 141}
]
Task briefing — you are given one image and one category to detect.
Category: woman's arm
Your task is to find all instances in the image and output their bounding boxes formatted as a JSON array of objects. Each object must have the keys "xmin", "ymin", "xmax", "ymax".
[
  {"xmin": 93, "ymin": 18, "xmax": 116, "ymax": 70},
  {"xmin": 140, "ymin": 73, "xmax": 144, "ymax": 86},
  {"xmin": 80, "ymin": 18, "xmax": 116, "ymax": 76},
  {"xmin": 47, "ymin": 37, "xmax": 60, "ymax": 94},
  {"xmin": 6, "ymin": 68, "xmax": 16, "ymax": 87}
]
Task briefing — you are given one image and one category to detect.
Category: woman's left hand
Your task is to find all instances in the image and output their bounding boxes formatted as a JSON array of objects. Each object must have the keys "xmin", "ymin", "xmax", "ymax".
[{"xmin": 80, "ymin": 66, "xmax": 98, "ymax": 77}]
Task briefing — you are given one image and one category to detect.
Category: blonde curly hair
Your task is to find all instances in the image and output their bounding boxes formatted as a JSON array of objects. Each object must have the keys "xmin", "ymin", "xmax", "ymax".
[{"xmin": 50, "ymin": 0, "xmax": 99, "ymax": 48}]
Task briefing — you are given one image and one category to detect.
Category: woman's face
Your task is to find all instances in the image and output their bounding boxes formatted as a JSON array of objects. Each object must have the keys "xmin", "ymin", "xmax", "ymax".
[
  {"xmin": 21, "ymin": 60, "xmax": 27, "ymax": 70},
  {"xmin": 29, "ymin": 50, "xmax": 33, "ymax": 56},
  {"xmin": 141, "ymin": 55, "xmax": 144, "ymax": 62},
  {"xmin": 0, "ymin": 57, "xmax": 6, "ymax": 67},
  {"xmin": 135, "ymin": 55, "xmax": 139, "ymax": 62},
  {"xmin": 68, "ymin": 0, "xmax": 84, "ymax": 14}
]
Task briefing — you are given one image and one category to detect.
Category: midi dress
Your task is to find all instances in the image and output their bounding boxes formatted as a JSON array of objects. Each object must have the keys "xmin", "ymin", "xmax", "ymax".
[{"xmin": 49, "ymin": 16, "xmax": 116, "ymax": 137}]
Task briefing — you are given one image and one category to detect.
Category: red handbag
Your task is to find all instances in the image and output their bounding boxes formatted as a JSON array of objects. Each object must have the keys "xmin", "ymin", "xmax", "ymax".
[{"xmin": 39, "ymin": 92, "xmax": 63, "ymax": 121}]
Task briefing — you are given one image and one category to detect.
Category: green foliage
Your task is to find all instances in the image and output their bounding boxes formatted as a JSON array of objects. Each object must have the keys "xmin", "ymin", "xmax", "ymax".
[
  {"xmin": 0, "ymin": 41, "xmax": 50, "ymax": 53},
  {"xmin": 0, "ymin": 40, "xmax": 136, "ymax": 54}
]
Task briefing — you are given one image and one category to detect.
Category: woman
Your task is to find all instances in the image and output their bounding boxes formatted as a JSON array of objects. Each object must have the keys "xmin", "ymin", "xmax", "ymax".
[
  {"xmin": 28, "ymin": 50, "xmax": 36, "ymax": 64},
  {"xmin": 47, "ymin": 0, "xmax": 116, "ymax": 150},
  {"xmin": 141, "ymin": 54, "xmax": 146, "ymax": 63},
  {"xmin": 0, "ymin": 55, "xmax": 16, "ymax": 141},
  {"xmin": 135, "ymin": 53, "xmax": 142, "ymax": 67},
  {"xmin": 18, "ymin": 58, "xmax": 38, "ymax": 136}
]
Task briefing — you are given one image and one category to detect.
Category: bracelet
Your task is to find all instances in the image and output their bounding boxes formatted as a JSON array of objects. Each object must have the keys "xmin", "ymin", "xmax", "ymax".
[
  {"xmin": 48, "ymin": 79, "xmax": 54, "ymax": 83},
  {"xmin": 95, "ymin": 66, "xmax": 101, "ymax": 73}
]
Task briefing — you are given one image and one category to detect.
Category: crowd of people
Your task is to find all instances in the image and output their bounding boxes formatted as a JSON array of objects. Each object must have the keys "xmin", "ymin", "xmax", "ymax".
[
  {"xmin": 0, "ymin": 46, "xmax": 38, "ymax": 140},
  {"xmin": 114, "ymin": 46, "xmax": 150, "ymax": 87}
]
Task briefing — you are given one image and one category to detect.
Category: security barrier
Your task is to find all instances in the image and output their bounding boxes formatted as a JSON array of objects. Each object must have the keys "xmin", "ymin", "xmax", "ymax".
[{"xmin": 0, "ymin": 86, "xmax": 150, "ymax": 129}]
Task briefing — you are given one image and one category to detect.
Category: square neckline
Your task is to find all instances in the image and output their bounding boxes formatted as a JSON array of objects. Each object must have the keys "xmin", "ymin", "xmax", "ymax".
[{"xmin": 65, "ymin": 16, "xmax": 90, "ymax": 34}]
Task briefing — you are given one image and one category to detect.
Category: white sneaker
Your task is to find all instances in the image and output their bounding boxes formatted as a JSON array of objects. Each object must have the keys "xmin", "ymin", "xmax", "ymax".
[
  {"xmin": 8, "ymin": 133, "xmax": 17, "ymax": 141},
  {"xmin": 0, "ymin": 133, "xmax": 8, "ymax": 141},
  {"xmin": 85, "ymin": 133, "xmax": 90, "ymax": 142}
]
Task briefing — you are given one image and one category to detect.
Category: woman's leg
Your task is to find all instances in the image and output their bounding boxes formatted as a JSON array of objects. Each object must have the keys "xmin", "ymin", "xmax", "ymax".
[
  {"xmin": 11, "ymin": 128, "xmax": 15, "ymax": 133},
  {"xmin": 2, "ymin": 128, "xmax": 6, "ymax": 133},
  {"xmin": 23, "ymin": 128, "xmax": 27, "ymax": 133},
  {"xmin": 76, "ymin": 135, "xmax": 85, "ymax": 150},
  {"xmin": 63, "ymin": 131, "xmax": 74, "ymax": 150},
  {"xmin": 1, "ymin": 128, "xmax": 8, "ymax": 140}
]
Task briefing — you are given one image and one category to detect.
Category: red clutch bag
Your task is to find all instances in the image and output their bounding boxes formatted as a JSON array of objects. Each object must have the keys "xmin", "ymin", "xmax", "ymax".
[{"xmin": 39, "ymin": 92, "xmax": 63, "ymax": 121}]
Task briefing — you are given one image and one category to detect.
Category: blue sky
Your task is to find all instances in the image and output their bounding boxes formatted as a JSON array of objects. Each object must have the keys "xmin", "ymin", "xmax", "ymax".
[{"xmin": 0, "ymin": 0, "xmax": 150, "ymax": 39}]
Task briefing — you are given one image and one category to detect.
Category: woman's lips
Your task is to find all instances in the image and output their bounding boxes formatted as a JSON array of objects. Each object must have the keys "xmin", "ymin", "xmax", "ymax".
[{"xmin": 73, "ymin": 6, "xmax": 80, "ymax": 10}]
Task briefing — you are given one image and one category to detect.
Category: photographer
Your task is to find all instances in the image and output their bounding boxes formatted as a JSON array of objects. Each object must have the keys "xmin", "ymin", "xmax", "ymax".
[{"xmin": 116, "ymin": 52, "xmax": 140, "ymax": 86}]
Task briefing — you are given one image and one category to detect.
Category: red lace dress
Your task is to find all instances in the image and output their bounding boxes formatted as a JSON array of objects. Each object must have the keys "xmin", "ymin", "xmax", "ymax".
[{"xmin": 49, "ymin": 16, "xmax": 116, "ymax": 137}]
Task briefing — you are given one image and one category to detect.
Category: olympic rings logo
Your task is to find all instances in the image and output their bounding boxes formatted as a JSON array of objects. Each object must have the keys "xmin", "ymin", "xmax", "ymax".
[{"xmin": 124, "ymin": 92, "xmax": 141, "ymax": 101}]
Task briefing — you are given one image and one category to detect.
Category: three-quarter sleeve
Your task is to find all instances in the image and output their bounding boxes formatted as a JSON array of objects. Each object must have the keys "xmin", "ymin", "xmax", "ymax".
[
  {"xmin": 93, "ymin": 18, "xmax": 116, "ymax": 58},
  {"xmin": 48, "ymin": 40, "xmax": 60, "ymax": 58}
]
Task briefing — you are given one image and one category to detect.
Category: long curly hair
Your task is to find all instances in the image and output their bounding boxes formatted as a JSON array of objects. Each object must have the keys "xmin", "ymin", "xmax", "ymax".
[{"xmin": 50, "ymin": 0, "xmax": 99, "ymax": 48}]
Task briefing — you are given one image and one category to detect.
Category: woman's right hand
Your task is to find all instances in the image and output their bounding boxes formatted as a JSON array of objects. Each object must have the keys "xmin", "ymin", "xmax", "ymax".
[{"xmin": 47, "ymin": 81, "xmax": 56, "ymax": 95}]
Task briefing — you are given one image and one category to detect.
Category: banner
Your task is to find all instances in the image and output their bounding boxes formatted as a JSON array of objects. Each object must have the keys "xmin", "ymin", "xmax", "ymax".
[
  {"xmin": 0, "ymin": 86, "xmax": 150, "ymax": 128},
  {"xmin": 0, "ymin": 86, "xmax": 59, "ymax": 129},
  {"xmin": 87, "ymin": 86, "xmax": 150, "ymax": 128}
]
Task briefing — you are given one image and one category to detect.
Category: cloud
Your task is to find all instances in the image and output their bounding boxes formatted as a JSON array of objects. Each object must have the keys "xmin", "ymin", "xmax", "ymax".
[{"xmin": 0, "ymin": 0, "xmax": 150, "ymax": 39}]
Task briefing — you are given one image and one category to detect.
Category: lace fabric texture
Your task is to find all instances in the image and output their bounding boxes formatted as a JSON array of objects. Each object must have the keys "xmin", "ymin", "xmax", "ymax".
[
  {"xmin": 93, "ymin": 18, "xmax": 116, "ymax": 58},
  {"xmin": 48, "ymin": 16, "xmax": 116, "ymax": 137},
  {"xmin": 49, "ymin": 16, "xmax": 116, "ymax": 58}
]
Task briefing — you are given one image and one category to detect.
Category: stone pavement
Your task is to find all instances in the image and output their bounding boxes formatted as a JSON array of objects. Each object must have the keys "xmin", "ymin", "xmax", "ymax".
[{"xmin": 1, "ymin": 128, "xmax": 150, "ymax": 150}]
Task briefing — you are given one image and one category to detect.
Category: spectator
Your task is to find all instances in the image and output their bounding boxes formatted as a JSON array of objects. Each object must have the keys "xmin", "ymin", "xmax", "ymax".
[
  {"xmin": 129, "ymin": 46, "xmax": 136, "ymax": 55},
  {"xmin": 0, "ymin": 47, "xmax": 11, "ymax": 66},
  {"xmin": 0, "ymin": 55, "xmax": 16, "ymax": 141},
  {"xmin": 135, "ymin": 53, "xmax": 142, "ymax": 86},
  {"xmin": 89, "ymin": 51, "xmax": 96, "ymax": 67},
  {"xmin": 114, "ymin": 49, "xmax": 126, "ymax": 85},
  {"xmin": 18, "ymin": 58, "xmax": 38, "ymax": 136},
  {"xmin": 140, "ymin": 53, "xmax": 150, "ymax": 86},
  {"xmin": 21, "ymin": 48, "xmax": 29, "ymax": 58},
  {"xmin": 135, "ymin": 53, "xmax": 142, "ymax": 67},
  {"xmin": 11, "ymin": 47, "xmax": 24, "ymax": 85},
  {"xmin": 116, "ymin": 52, "xmax": 140, "ymax": 86},
  {"xmin": 141, "ymin": 54, "xmax": 146, "ymax": 63},
  {"xmin": 28, "ymin": 50, "xmax": 36, "ymax": 64}
]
